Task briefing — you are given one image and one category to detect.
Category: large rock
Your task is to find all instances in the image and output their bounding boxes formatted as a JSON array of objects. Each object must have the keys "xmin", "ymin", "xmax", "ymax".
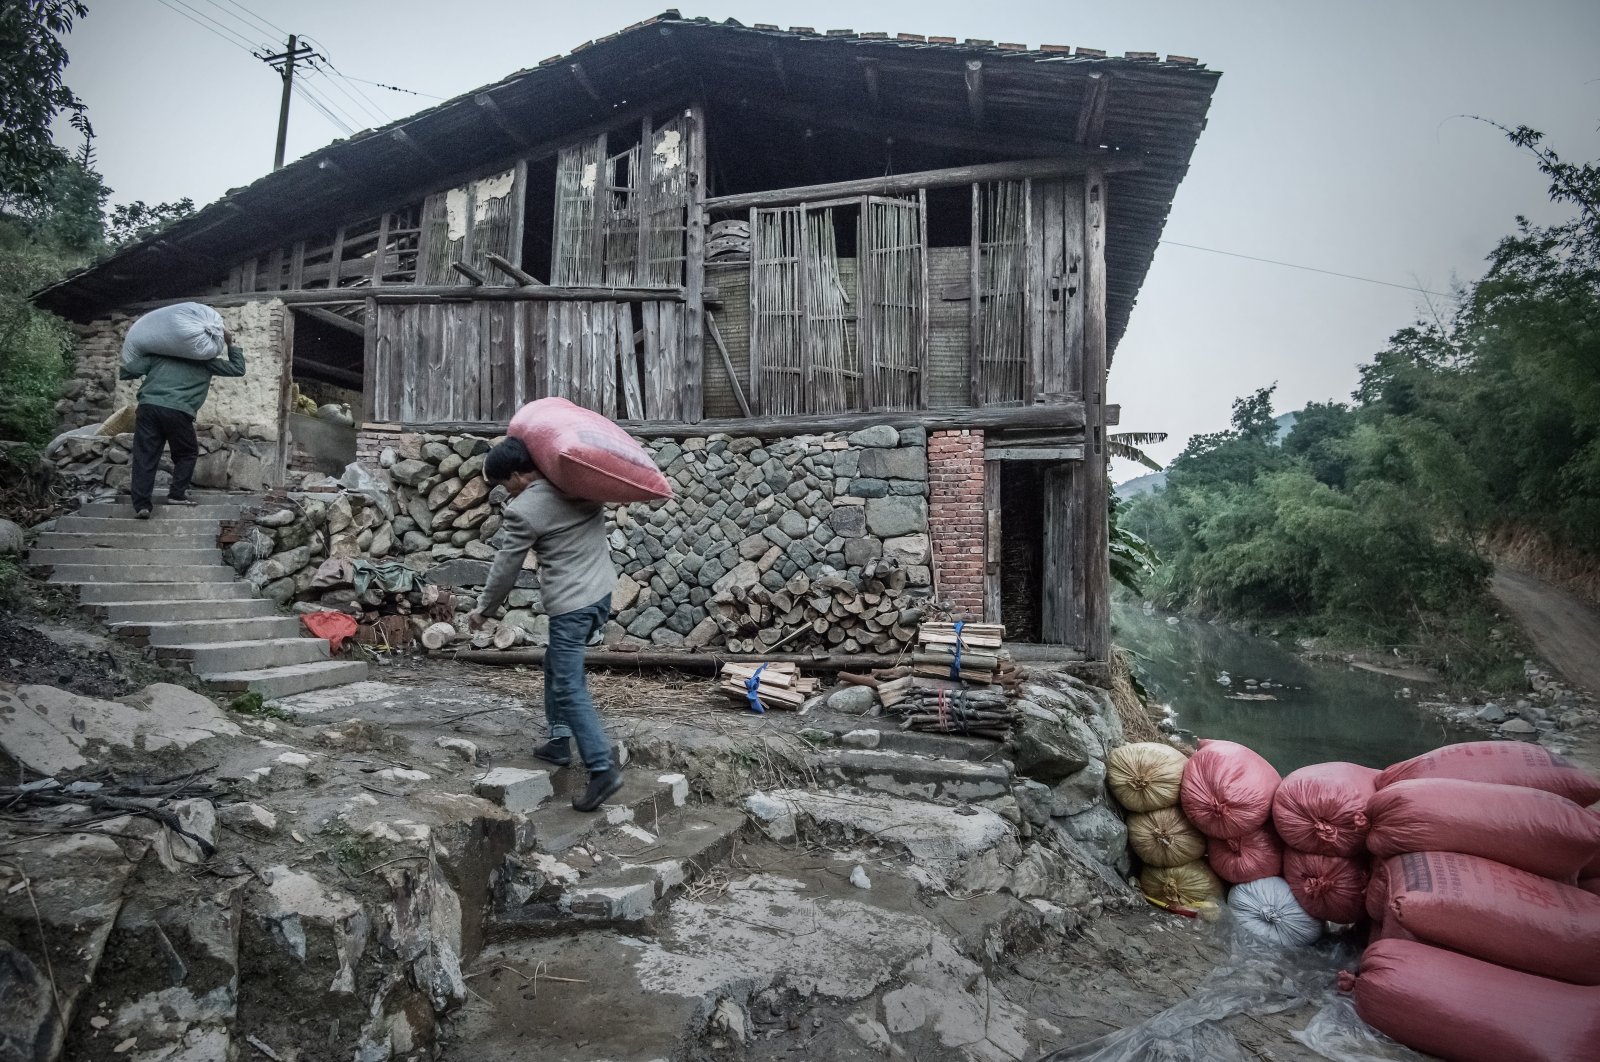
[
  {"xmin": 0, "ymin": 682, "xmax": 241, "ymax": 776},
  {"xmin": 865, "ymin": 495, "xmax": 927, "ymax": 537},
  {"xmin": 846, "ymin": 425, "xmax": 899, "ymax": 448},
  {"xmin": 249, "ymin": 866, "xmax": 369, "ymax": 995},
  {"xmin": 427, "ymin": 558, "xmax": 537, "ymax": 590},
  {"xmin": 857, "ymin": 446, "xmax": 927, "ymax": 481},
  {"xmin": 883, "ymin": 533, "xmax": 930, "ymax": 566},
  {"xmin": 1005, "ymin": 706, "xmax": 1099, "ymax": 785},
  {"xmin": 1051, "ymin": 805, "xmax": 1129, "ymax": 875}
]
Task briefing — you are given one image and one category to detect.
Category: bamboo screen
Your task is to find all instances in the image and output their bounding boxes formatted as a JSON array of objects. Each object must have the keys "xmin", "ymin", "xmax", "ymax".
[
  {"xmin": 749, "ymin": 206, "xmax": 806, "ymax": 415},
  {"xmin": 972, "ymin": 180, "xmax": 1028, "ymax": 404},
  {"xmin": 640, "ymin": 116, "xmax": 691, "ymax": 287},
  {"xmin": 601, "ymin": 142, "xmax": 642, "ymax": 285},
  {"xmin": 860, "ymin": 195, "xmax": 926, "ymax": 410},
  {"xmin": 553, "ymin": 136, "xmax": 606, "ymax": 284},
  {"xmin": 803, "ymin": 209, "xmax": 859, "ymax": 412}
]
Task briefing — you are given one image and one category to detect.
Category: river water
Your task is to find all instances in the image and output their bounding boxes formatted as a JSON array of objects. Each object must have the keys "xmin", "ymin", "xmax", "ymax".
[{"xmin": 1112, "ymin": 603, "xmax": 1468, "ymax": 774}]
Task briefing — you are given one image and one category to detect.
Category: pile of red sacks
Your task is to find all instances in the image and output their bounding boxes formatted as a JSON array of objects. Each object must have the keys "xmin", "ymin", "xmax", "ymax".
[{"xmin": 1172, "ymin": 738, "xmax": 1600, "ymax": 1062}]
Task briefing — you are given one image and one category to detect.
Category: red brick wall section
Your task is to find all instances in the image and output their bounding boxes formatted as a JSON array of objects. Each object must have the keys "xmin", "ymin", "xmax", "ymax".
[{"xmin": 927, "ymin": 429, "xmax": 987, "ymax": 619}]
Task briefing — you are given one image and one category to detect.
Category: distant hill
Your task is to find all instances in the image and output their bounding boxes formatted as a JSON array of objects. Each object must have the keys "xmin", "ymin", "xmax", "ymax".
[{"xmin": 1114, "ymin": 411, "xmax": 1301, "ymax": 498}]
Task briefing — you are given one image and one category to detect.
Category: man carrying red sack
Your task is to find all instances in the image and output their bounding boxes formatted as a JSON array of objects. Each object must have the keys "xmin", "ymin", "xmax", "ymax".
[{"xmin": 467, "ymin": 437, "xmax": 622, "ymax": 812}]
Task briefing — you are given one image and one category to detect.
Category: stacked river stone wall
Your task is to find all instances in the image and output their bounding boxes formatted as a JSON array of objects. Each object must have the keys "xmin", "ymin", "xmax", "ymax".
[{"xmin": 230, "ymin": 425, "xmax": 944, "ymax": 654}]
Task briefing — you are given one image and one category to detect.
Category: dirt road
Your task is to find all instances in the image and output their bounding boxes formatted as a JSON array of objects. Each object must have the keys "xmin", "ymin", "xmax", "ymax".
[{"xmin": 1490, "ymin": 568, "xmax": 1600, "ymax": 693}]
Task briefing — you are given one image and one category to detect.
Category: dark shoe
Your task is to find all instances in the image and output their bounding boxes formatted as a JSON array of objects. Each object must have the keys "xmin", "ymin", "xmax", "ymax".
[
  {"xmin": 135, "ymin": 507, "xmax": 152, "ymax": 520},
  {"xmin": 573, "ymin": 766, "xmax": 623, "ymax": 812},
  {"xmin": 533, "ymin": 738, "xmax": 571, "ymax": 767},
  {"xmin": 165, "ymin": 496, "xmax": 198, "ymax": 506}
]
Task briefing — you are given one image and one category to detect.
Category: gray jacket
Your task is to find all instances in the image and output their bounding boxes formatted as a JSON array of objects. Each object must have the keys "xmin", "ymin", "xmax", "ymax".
[{"xmin": 476, "ymin": 480, "xmax": 616, "ymax": 618}]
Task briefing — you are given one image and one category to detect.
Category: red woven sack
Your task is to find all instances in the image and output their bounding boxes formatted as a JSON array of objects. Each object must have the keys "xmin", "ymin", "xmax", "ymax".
[
  {"xmin": 1583, "ymin": 878, "xmax": 1600, "ymax": 897},
  {"xmin": 1369, "ymin": 917, "xmax": 1416, "ymax": 944},
  {"xmin": 1178, "ymin": 739, "xmax": 1280, "ymax": 839},
  {"xmin": 507, "ymin": 397, "xmax": 673, "ymax": 503},
  {"xmin": 1374, "ymin": 851, "xmax": 1600, "ymax": 985},
  {"xmin": 1366, "ymin": 778, "xmax": 1600, "ymax": 880},
  {"xmin": 1346, "ymin": 939, "xmax": 1600, "ymax": 1062},
  {"xmin": 1284, "ymin": 849, "xmax": 1368, "ymax": 923},
  {"xmin": 1377, "ymin": 740, "xmax": 1600, "ymax": 806},
  {"xmin": 1272, "ymin": 762, "xmax": 1378, "ymax": 857},
  {"xmin": 1207, "ymin": 825, "xmax": 1283, "ymax": 884},
  {"xmin": 1365, "ymin": 858, "xmax": 1389, "ymax": 921}
]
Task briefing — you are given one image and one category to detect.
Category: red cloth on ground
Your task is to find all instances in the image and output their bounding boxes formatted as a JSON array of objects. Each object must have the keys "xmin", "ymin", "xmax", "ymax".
[{"xmin": 301, "ymin": 611, "xmax": 359, "ymax": 653}]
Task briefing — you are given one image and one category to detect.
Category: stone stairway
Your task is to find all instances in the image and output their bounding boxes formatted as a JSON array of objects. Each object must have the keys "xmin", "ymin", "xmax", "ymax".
[{"xmin": 30, "ymin": 493, "xmax": 367, "ymax": 698}]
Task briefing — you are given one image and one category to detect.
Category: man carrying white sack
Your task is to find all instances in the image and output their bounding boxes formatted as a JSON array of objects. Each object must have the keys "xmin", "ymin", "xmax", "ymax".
[
  {"xmin": 118, "ymin": 305, "xmax": 246, "ymax": 519},
  {"xmin": 467, "ymin": 437, "xmax": 623, "ymax": 812}
]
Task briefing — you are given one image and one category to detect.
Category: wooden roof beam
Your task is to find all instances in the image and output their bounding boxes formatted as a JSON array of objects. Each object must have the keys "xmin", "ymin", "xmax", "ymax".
[
  {"xmin": 749, "ymin": 99, "xmax": 1113, "ymax": 159},
  {"xmin": 390, "ymin": 130, "xmax": 436, "ymax": 168},
  {"xmin": 296, "ymin": 306, "xmax": 367, "ymax": 337},
  {"xmin": 859, "ymin": 57, "xmax": 881, "ymax": 113},
  {"xmin": 1075, "ymin": 72, "xmax": 1112, "ymax": 146},
  {"xmin": 473, "ymin": 92, "xmax": 533, "ymax": 148},
  {"xmin": 569, "ymin": 61, "xmax": 603, "ymax": 103},
  {"xmin": 965, "ymin": 60, "xmax": 985, "ymax": 127}
]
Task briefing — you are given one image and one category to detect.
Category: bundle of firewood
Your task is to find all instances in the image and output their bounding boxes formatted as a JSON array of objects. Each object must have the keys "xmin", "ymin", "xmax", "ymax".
[
  {"xmin": 716, "ymin": 661, "xmax": 819, "ymax": 711},
  {"xmin": 875, "ymin": 675, "xmax": 1020, "ymax": 740},
  {"xmin": 910, "ymin": 622, "xmax": 1016, "ymax": 684},
  {"xmin": 712, "ymin": 560, "xmax": 923, "ymax": 655}
]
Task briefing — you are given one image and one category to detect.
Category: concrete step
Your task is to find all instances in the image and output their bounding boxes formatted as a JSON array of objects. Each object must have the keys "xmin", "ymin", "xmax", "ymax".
[
  {"xmin": 814, "ymin": 746, "xmax": 1012, "ymax": 803},
  {"xmin": 77, "ymin": 499, "xmax": 247, "ymax": 519},
  {"xmin": 34, "ymin": 530, "xmax": 221, "ymax": 549},
  {"xmin": 532, "ymin": 770, "xmax": 689, "ymax": 856},
  {"xmin": 118, "ymin": 616, "xmax": 303, "ymax": 646},
  {"xmin": 492, "ymin": 795, "xmax": 743, "ymax": 935},
  {"xmin": 156, "ymin": 636, "xmax": 330, "ymax": 673},
  {"xmin": 46, "ymin": 563, "xmax": 241, "ymax": 585},
  {"xmin": 55, "ymin": 515, "xmax": 232, "ymax": 534},
  {"xmin": 91, "ymin": 598, "xmax": 278, "ymax": 623},
  {"xmin": 75, "ymin": 581, "xmax": 258, "ymax": 603},
  {"xmin": 201, "ymin": 659, "xmax": 369, "ymax": 698},
  {"xmin": 30, "ymin": 546, "xmax": 224, "ymax": 566}
]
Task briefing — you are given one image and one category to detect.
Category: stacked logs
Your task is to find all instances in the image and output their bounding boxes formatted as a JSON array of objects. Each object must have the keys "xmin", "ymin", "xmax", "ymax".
[
  {"xmin": 712, "ymin": 559, "xmax": 923, "ymax": 655},
  {"xmin": 877, "ymin": 676, "xmax": 1020, "ymax": 740},
  {"xmin": 912, "ymin": 622, "xmax": 1009, "ymax": 684},
  {"xmin": 717, "ymin": 661, "xmax": 819, "ymax": 711},
  {"xmin": 353, "ymin": 582, "xmax": 459, "ymax": 653}
]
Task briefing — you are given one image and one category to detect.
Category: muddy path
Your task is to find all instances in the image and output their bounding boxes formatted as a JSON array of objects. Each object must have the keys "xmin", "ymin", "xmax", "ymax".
[{"xmin": 1491, "ymin": 569, "xmax": 1600, "ymax": 694}]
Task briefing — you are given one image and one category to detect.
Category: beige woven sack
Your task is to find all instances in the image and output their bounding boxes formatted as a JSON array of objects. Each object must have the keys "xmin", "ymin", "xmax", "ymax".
[
  {"xmin": 1139, "ymin": 859, "xmax": 1224, "ymax": 909},
  {"xmin": 1128, "ymin": 806, "xmax": 1207, "ymax": 868},
  {"xmin": 1107, "ymin": 741, "xmax": 1188, "ymax": 812}
]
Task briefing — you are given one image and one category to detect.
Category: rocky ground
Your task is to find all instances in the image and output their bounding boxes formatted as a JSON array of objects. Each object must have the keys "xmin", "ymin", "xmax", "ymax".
[{"xmin": 1, "ymin": 602, "xmax": 1433, "ymax": 1062}]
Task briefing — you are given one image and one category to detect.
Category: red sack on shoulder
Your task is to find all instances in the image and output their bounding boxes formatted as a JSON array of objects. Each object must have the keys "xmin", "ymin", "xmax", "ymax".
[
  {"xmin": 1366, "ymin": 778, "xmax": 1600, "ymax": 880},
  {"xmin": 1284, "ymin": 849, "xmax": 1368, "ymax": 924},
  {"xmin": 508, "ymin": 397, "xmax": 673, "ymax": 503},
  {"xmin": 1347, "ymin": 939, "xmax": 1600, "ymax": 1062},
  {"xmin": 1376, "ymin": 851, "xmax": 1600, "ymax": 985},
  {"xmin": 1207, "ymin": 825, "xmax": 1283, "ymax": 884},
  {"xmin": 1272, "ymin": 761, "xmax": 1378, "ymax": 857},
  {"xmin": 1377, "ymin": 740, "xmax": 1600, "ymax": 806},
  {"xmin": 1179, "ymin": 739, "xmax": 1280, "ymax": 839}
]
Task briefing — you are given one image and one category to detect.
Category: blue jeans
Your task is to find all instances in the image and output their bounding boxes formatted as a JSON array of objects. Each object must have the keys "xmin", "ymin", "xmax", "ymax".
[{"xmin": 544, "ymin": 594, "xmax": 611, "ymax": 772}]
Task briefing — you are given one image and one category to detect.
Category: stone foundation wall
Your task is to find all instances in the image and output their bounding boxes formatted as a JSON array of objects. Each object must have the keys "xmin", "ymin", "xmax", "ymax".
[
  {"xmin": 927, "ymin": 429, "xmax": 987, "ymax": 619},
  {"xmin": 52, "ymin": 301, "xmax": 289, "ymax": 489},
  {"xmin": 239, "ymin": 423, "xmax": 964, "ymax": 654}
]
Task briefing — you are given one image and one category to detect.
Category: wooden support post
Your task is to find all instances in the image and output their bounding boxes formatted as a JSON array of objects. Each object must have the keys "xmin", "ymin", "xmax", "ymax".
[
  {"xmin": 707, "ymin": 311, "xmax": 751, "ymax": 417},
  {"xmin": 451, "ymin": 261, "xmax": 488, "ymax": 285},
  {"xmin": 484, "ymin": 251, "xmax": 539, "ymax": 286},
  {"xmin": 682, "ymin": 105, "xmax": 707, "ymax": 422},
  {"xmin": 371, "ymin": 211, "xmax": 391, "ymax": 286},
  {"xmin": 984, "ymin": 458, "xmax": 1002, "ymax": 624},
  {"xmin": 298, "ymin": 306, "xmax": 366, "ymax": 336},
  {"xmin": 1080, "ymin": 168, "xmax": 1109, "ymax": 661}
]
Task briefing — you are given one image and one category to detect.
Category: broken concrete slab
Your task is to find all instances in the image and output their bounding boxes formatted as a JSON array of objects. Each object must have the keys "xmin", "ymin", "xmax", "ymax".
[
  {"xmin": 473, "ymin": 767, "xmax": 553, "ymax": 812},
  {"xmin": 0, "ymin": 681, "xmax": 241, "ymax": 775},
  {"xmin": 813, "ymin": 747, "xmax": 1012, "ymax": 802}
]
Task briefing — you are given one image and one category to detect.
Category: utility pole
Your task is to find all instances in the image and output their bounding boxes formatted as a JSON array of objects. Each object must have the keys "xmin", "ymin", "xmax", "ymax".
[{"xmin": 260, "ymin": 35, "xmax": 316, "ymax": 170}]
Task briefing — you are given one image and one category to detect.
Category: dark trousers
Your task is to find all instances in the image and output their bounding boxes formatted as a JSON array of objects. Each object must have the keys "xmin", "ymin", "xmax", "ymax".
[{"xmin": 130, "ymin": 404, "xmax": 198, "ymax": 509}]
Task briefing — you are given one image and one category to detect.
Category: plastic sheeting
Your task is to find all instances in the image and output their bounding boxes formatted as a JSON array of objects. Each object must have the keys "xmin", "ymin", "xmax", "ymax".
[{"xmin": 1033, "ymin": 917, "xmax": 1425, "ymax": 1062}]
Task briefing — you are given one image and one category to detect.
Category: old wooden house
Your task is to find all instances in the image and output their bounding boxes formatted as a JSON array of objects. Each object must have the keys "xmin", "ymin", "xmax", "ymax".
[{"xmin": 36, "ymin": 13, "xmax": 1218, "ymax": 662}]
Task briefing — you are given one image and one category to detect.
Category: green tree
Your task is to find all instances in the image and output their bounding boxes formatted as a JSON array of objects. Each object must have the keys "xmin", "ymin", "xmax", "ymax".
[
  {"xmin": 0, "ymin": 1, "xmax": 91, "ymax": 206},
  {"xmin": 107, "ymin": 196, "xmax": 195, "ymax": 247}
]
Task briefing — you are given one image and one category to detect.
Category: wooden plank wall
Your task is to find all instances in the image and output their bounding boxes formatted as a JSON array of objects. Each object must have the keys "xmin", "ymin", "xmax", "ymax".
[{"xmin": 702, "ymin": 264, "xmax": 752, "ymax": 419}]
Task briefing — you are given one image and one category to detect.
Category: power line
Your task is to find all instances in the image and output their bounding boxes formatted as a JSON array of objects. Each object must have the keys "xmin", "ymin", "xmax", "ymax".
[
  {"xmin": 151, "ymin": 0, "xmax": 258, "ymax": 53},
  {"xmin": 304, "ymin": 58, "xmax": 391, "ymax": 126},
  {"xmin": 302, "ymin": 67, "xmax": 375, "ymax": 128},
  {"xmin": 298, "ymin": 38, "xmax": 395, "ymax": 123},
  {"xmin": 332, "ymin": 71, "xmax": 446, "ymax": 101},
  {"xmin": 192, "ymin": 0, "xmax": 274, "ymax": 49},
  {"xmin": 1158, "ymin": 240, "xmax": 1462, "ymax": 300},
  {"xmin": 291, "ymin": 81, "xmax": 355, "ymax": 136},
  {"xmin": 214, "ymin": 0, "xmax": 289, "ymax": 40}
]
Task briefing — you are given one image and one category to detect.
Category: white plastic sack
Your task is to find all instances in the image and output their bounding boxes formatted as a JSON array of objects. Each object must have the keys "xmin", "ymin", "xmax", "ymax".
[
  {"xmin": 121, "ymin": 302, "xmax": 226, "ymax": 369},
  {"xmin": 1228, "ymin": 876, "xmax": 1322, "ymax": 947}
]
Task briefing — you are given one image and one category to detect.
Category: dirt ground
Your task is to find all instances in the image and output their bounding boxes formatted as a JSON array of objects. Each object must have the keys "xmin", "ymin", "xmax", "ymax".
[{"xmin": 1491, "ymin": 568, "xmax": 1600, "ymax": 694}]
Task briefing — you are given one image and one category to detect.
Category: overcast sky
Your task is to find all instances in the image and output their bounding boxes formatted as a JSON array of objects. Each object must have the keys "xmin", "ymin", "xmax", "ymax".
[{"xmin": 55, "ymin": 1, "xmax": 1600, "ymax": 479}]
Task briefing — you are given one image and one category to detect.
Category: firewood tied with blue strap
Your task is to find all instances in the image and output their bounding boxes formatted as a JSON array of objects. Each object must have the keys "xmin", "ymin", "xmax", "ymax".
[{"xmin": 744, "ymin": 663, "xmax": 769, "ymax": 715}]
